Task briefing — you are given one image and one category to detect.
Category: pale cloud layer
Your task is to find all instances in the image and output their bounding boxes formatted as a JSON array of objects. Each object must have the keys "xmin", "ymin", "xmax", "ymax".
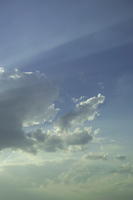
[{"xmin": 0, "ymin": 147, "xmax": 133, "ymax": 200}]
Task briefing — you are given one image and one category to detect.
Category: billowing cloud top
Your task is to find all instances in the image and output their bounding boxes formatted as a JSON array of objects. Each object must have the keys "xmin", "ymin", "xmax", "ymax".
[
  {"xmin": 58, "ymin": 93, "xmax": 105, "ymax": 131},
  {"xmin": 0, "ymin": 67, "xmax": 105, "ymax": 153}
]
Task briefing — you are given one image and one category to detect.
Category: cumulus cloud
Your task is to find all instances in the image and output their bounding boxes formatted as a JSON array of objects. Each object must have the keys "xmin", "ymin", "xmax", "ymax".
[
  {"xmin": 28, "ymin": 94, "xmax": 105, "ymax": 152},
  {"xmin": 28, "ymin": 127, "xmax": 93, "ymax": 152},
  {"xmin": 58, "ymin": 94, "xmax": 105, "ymax": 132},
  {"xmin": 45, "ymin": 94, "xmax": 105, "ymax": 152},
  {"xmin": 44, "ymin": 135, "xmax": 64, "ymax": 152},
  {"xmin": 0, "ymin": 68, "xmax": 58, "ymax": 151},
  {"xmin": 0, "ymin": 68, "xmax": 105, "ymax": 153},
  {"xmin": 30, "ymin": 129, "xmax": 46, "ymax": 143},
  {"xmin": 65, "ymin": 131, "xmax": 92, "ymax": 146},
  {"xmin": 23, "ymin": 104, "xmax": 59, "ymax": 128}
]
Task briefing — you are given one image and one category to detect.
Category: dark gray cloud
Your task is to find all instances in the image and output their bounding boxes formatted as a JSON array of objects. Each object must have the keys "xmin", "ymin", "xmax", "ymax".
[
  {"xmin": 44, "ymin": 135, "xmax": 64, "ymax": 152},
  {"xmin": 30, "ymin": 129, "xmax": 46, "ymax": 143},
  {"xmin": 0, "ymin": 68, "xmax": 58, "ymax": 151}
]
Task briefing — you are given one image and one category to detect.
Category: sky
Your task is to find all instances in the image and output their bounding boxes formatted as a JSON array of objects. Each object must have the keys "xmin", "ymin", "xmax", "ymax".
[{"xmin": 0, "ymin": 0, "xmax": 133, "ymax": 200}]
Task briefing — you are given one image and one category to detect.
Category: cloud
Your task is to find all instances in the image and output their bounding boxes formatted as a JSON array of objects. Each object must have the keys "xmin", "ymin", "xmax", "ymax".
[
  {"xmin": 23, "ymin": 104, "xmax": 59, "ymax": 128},
  {"xmin": 58, "ymin": 94, "xmax": 105, "ymax": 132},
  {"xmin": 112, "ymin": 163, "xmax": 133, "ymax": 175},
  {"xmin": 84, "ymin": 152, "xmax": 108, "ymax": 160},
  {"xmin": 115, "ymin": 154, "xmax": 127, "ymax": 161},
  {"xmin": 1, "ymin": 159, "xmax": 133, "ymax": 200},
  {"xmin": 0, "ymin": 68, "xmax": 58, "ymax": 151},
  {"xmin": 0, "ymin": 67, "xmax": 5, "ymax": 73},
  {"xmin": 27, "ymin": 94, "xmax": 105, "ymax": 152},
  {"xmin": 29, "ymin": 127, "xmax": 93, "ymax": 152},
  {"xmin": 30, "ymin": 129, "xmax": 46, "ymax": 143},
  {"xmin": 0, "ymin": 68, "xmax": 105, "ymax": 153},
  {"xmin": 44, "ymin": 135, "xmax": 64, "ymax": 152},
  {"xmin": 65, "ymin": 131, "xmax": 92, "ymax": 146}
]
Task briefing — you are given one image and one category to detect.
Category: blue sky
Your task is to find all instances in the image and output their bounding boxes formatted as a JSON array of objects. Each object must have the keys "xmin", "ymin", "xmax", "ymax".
[{"xmin": 0, "ymin": 1, "xmax": 133, "ymax": 200}]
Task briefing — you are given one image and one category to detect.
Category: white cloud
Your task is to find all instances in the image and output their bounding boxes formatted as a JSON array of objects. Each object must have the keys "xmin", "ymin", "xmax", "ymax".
[
  {"xmin": 58, "ymin": 93, "xmax": 105, "ymax": 131},
  {"xmin": 0, "ymin": 67, "xmax": 5, "ymax": 73}
]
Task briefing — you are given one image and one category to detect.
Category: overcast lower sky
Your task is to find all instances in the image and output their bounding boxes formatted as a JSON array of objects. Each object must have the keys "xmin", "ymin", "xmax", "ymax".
[{"xmin": 0, "ymin": 1, "xmax": 133, "ymax": 200}]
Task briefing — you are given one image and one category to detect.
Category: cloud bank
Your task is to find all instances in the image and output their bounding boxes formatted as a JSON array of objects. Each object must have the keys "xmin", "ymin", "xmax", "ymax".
[
  {"xmin": 0, "ymin": 68, "xmax": 58, "ymax": 151},
  {"xmin": 0, "ymin": 67, "xmax": 105, "ymax": 153}
]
